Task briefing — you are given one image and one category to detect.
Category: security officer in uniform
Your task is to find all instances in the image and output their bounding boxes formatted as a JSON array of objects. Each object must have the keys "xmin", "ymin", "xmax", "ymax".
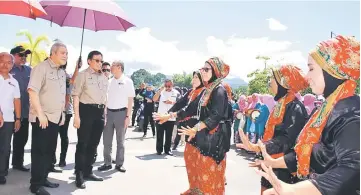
[{"xmin": 72, "ymin": 51, "xmax": 108, "ymax": 189}]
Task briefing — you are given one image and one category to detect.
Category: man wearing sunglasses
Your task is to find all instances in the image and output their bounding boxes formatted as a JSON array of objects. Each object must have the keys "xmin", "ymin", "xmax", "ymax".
[
  {"xmin": 153, "ymin": 79, "xmax": 180, "ymax": 156},
  {"xmin": 72, "ymin": 51, "xmax": 108, "ymax": 189},
  {"xmin": 8, "ymin": 46, "xmax": 32, "ymax": 173},
  {"xmin": 102, "ymin": 62, "xmax": 111, "ymax": 79}
]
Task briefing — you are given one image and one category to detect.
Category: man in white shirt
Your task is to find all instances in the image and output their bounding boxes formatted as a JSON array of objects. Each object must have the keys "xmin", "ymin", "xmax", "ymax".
[
  {"xmin": 153, "ymin": 79, "xmax": 180, "ymax": 156},
  {"xmin": 0, "ymin": 52, "xmax": 21, "ymax": 185},
  {"xmin": 98, "ymin": 60, "xmax": 135, "ymax": 173}
]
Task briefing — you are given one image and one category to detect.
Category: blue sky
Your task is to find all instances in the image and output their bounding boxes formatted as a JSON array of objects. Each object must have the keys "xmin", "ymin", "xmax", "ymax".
[{"xmin": 0, "ymin": 1, "xmax": 359, "ymax": 80}]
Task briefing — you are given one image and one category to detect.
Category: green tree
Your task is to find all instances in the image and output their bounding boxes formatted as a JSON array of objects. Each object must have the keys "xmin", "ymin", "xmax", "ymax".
[
  {"xmin": 16, "ymin": 30, "xmax": 50, "ymax": 66},
  {"xmin": 256, "ymin": 55, "xmax": 271, "ymax": 70},
  {"xmin": 172, "ymin": 72, "xmax": 192, "ymax": 88},
  {"xmin": 247, "ymin": 68, "xmax": 271, "ymax": 95},
  {"xmin": 150, "ymin": 73, "xmax": 167, "ymax": 87},
  {"xmin": 234, "ymin": 85, "xmax": 248, "ymax": 99},
  {"xmin": 356, "ymin": 79, "xmax": 360, "ymax": 94},
  {"xmin": 131, "ymin": 69, "xmax": 152, "ymax": 87}
]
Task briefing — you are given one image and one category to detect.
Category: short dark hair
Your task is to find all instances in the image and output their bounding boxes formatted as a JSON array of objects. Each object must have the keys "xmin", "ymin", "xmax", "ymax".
[
  {"xmin": 87, "ymin": 50, "xmax": 102, "ymax": 61},
  {"xmin": 102, "ymin": 62, "xmax": 110, "ymax": 67}
]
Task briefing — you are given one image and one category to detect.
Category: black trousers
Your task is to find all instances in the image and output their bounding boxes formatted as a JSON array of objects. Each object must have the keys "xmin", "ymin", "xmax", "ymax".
[
  {"xmin": 51, "ymin": 114, "xmax": 72, "ymax": 167},
  {"xmin": 30, "ymin": 118, "xmax": 59, "ymax": 188},
  {"xmin": 143, "ymin": 104, "xmax": 155, "ymax": 136},
  {"xmin": 0, "ymin": 122, "xmax": 14, "ymax": 177},
  {"xmin": 12, "ymin": 118, "xmax": 29, "ymax": 167},
  {"xmin": 75, "ymin": 103, "xmax": 104, "ymax": 175},
  {"xmin": 156, "ymin": 121, "xmax": 175, "ymax": 153},
  {"xmin": 131, "ymin": 106, "xmax": 140, "ymax": 126}
]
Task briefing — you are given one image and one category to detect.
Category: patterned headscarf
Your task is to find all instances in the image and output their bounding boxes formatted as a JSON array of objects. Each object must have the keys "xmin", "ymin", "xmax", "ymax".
[
  {"xmin": 303, "ymin": 94, "xmax": 316, "ymax": 115},
  {"xmin": 295, "ymin": 35, "xmax": 360, "ymax": 178},
  {"xmin": 200, "ymin": 57, "xmax": 230, "ymax": 106},
  {"xmin": 238, "ymin": 95, "xmax": 248, "ymax": 112},
  {"xmin": 263, "ymin": 65, "xmax": 308, "ymax": 157}
]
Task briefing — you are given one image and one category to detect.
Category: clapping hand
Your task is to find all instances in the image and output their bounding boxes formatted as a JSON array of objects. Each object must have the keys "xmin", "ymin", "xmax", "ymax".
[
  {"xmin": 236, "ymin": 130, "xmax": 259, "ymax": 152},
  {"xmin": 254, "ymin": 163, "xmax": 296, "ymax": 195},
  {"xmin": 178, "ymin": 126, "xmax": 196, "ymax": 141},
  {"xmin": 152, "ymin": 112, "xmax": 170, "ymax": 124}
]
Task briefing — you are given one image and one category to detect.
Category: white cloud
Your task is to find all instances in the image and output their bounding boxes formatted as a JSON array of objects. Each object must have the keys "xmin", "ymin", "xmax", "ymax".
[
  {"xmin": 2, "ymin": 27, "xmax": 307, "ymax": 82},
  {"xmin": 266, "ymin": 18, "xmax": 288, "ymax": 31}
]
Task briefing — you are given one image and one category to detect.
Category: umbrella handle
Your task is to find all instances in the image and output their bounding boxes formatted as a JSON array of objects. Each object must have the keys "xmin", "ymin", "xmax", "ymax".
[{"xmin": 77, "ymin": 56, "xmax": 82, "ymax": 69}]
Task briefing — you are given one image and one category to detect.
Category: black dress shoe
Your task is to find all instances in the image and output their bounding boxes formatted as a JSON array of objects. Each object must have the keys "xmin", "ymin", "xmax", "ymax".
[
  {"xmin": 84, "ymin": 174, "xmax": 103, "ymax": 181},
  {"xmin": 98, "ymin": 164, "xmax": 112, "ymax": 171},
  {"xmin": 13, "ymin": 165, "xmax": 30, "ymax": 172},
  {"xmin": 156, "ymin": 152, "xmax": 162, "ymax": 155},
  {"xmin": 49, "ymin": 167, "xmax": 63, "ymax": 173},
  {"xmin": 58, "ymin": 161, "xmax": 66, "ymax": 167},
  {"xmin": 30, "ymin": 186, "xmax": 50, "ymax": 195},
  {"xmin": 142, "ymin": 134, "xmax": 147, "ymax": 138},
  {"xmin": 112, "ymin": 160, "xmax": 116, "ymax": 164},
  {"xmin": 75, "ymin": 172, "xmax": 86, "ymax": 189},
  {"xmin": 115, "ymin": 165, "xmax": 126, "ymax": 173},
  {"xmin": 165, "ymin": 151, "xmax": 174, "ymax": 156},
  {"xmin": 0, "ymin": 176, "xmax": 6, "ymax": 184},
  {"xmin": 43, "ymin": 180, "xmax": 59, "ymax": 188}
]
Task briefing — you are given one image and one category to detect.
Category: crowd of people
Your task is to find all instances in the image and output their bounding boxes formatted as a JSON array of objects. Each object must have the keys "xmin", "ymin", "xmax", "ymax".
[{"xmin": 0, "ymin": 34, "xmax": 359, "ymax": 195}]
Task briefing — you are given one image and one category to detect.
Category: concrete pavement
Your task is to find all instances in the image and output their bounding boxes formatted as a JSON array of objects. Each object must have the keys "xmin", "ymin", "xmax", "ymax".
[{"xmin": 0, "ymin": 120, "xmax": 261, "ymax": 195}]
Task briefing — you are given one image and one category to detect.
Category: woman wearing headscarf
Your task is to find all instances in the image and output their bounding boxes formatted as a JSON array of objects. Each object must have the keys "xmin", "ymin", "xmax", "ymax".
[
  {"xmin": 245, "ymin": 93, "xmax": 269, "ymax": 143},
  {"xmin": 153, "ymin": 71, "xmax": 205, "ymax": 194},
  {"xmin": 261, "ymin": 94, "xmax": 276, "ymax": 112},
  {"xmin": 256, "ymin": 35, "xmax": 360, "ymax": 195},
  {"xmin": 176, "ymin": 57, "xmax": 231, "ymax": 194},
  {"xmin": 233, "ymin": 95, "xmax": 248, "ymax": 143},
  {"xmin": 303, "ymin": 93, "xmax": 316, "ymax": 115},
  {"xmin": 238, "ymin": 64, "xmax": 309, "ymax": 194},
  {"xmin": 167, "ymin": 71, "xmax": 205, "ymax": 150}
]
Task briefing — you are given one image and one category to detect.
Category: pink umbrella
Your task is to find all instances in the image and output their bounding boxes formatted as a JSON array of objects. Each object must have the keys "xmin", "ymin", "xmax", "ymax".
[{"xmin": 39, "ymin": 0, "xmax": 135, "ymax": 65}]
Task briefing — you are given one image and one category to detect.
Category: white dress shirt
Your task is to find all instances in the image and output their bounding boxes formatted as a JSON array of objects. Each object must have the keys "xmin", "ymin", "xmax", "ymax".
[
  {"xmin": 107, "ymin": 75, "xmax": 135, "ymax": 109},
  {"xmin": 0, "ymin": 74, "xmax": 21, "ymax": 122},
  {"xmin": 157, "ymin": 89, "xmax": 180, "ymax": 121}
]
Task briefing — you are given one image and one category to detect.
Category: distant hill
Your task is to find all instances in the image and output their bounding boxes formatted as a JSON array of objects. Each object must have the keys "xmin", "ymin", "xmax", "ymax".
[{"xmin": 224, "ymin": 77, "xmax": 248, "ymax": 88}]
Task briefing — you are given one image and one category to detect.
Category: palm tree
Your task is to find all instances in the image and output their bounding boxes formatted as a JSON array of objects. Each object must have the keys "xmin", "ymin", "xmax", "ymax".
[
  {"xmin": 256, "ymin": 55, "xmax": 271, "ymax": 70},
  {"xmin": 16, "ymin": 30, "xmax": 50, "ymax": 67}
]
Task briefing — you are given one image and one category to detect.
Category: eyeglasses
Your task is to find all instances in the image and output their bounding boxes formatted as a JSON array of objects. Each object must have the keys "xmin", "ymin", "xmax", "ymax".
[
  {"xmin": 102, "ymin": 69, "xmax": 110, "ymax": 72},
  {"xmin": 92, "ymin": 59, "xmax": 104, "ymax": 64},
  {"xmin": 200, "ymin": 67, "xmax": 212, "ymax": 73}
]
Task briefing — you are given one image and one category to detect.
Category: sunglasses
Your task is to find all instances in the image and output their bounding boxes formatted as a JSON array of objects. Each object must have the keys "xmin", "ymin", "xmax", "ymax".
[
  {"xmin": 102, "ymin": 69, "xmax": 110, "ymax": 72},
  {"xmin": 92, "ymin": 59, "xmax": 104, "ymax": 64},
  {"xmin": 200, "ymin": 67, "xmax": 212, "ymax": 72},
  {"xmin": 18, "ymin": 53, "xmax": 28, "ymax": 58}
]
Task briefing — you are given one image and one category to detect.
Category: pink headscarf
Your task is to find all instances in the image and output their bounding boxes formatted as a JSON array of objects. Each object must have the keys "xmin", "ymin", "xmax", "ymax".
[
  {"xmin": 238, "ymin": 95, "xmax": 248, "ymax": 112},
  {"xmin": 303, "ymin": 93, "xmax": 316, "ymax": 115},
  {"xmin": 295, "ymin": 92, "xmax": 303, "ymax": 102},
  {"xmin": 260, "ymin": 94, "xmax": 276, "ymax": 111},
  {"xmin": 248, "ymin": 93, "xmax": 260, "ymax": 109}
]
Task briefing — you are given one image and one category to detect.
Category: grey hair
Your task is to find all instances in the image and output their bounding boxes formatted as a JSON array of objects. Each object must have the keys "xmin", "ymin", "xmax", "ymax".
[
  {"xmin": 112, "ymin": 60, "xmax": 125, "ymax": 72},
  {"xmin": 50, "ymin": 42, "xmax": 67, "ymax": 55},
  {"xmin": 0, "ymin": 52, "xmax": 14, "ymax": 65}
]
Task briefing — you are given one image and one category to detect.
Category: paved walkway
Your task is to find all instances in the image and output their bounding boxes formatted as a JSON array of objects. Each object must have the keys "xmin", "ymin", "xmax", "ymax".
[{"xmin": 0, "ymin": 121, "xmax": 261, "ymax": 195}]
